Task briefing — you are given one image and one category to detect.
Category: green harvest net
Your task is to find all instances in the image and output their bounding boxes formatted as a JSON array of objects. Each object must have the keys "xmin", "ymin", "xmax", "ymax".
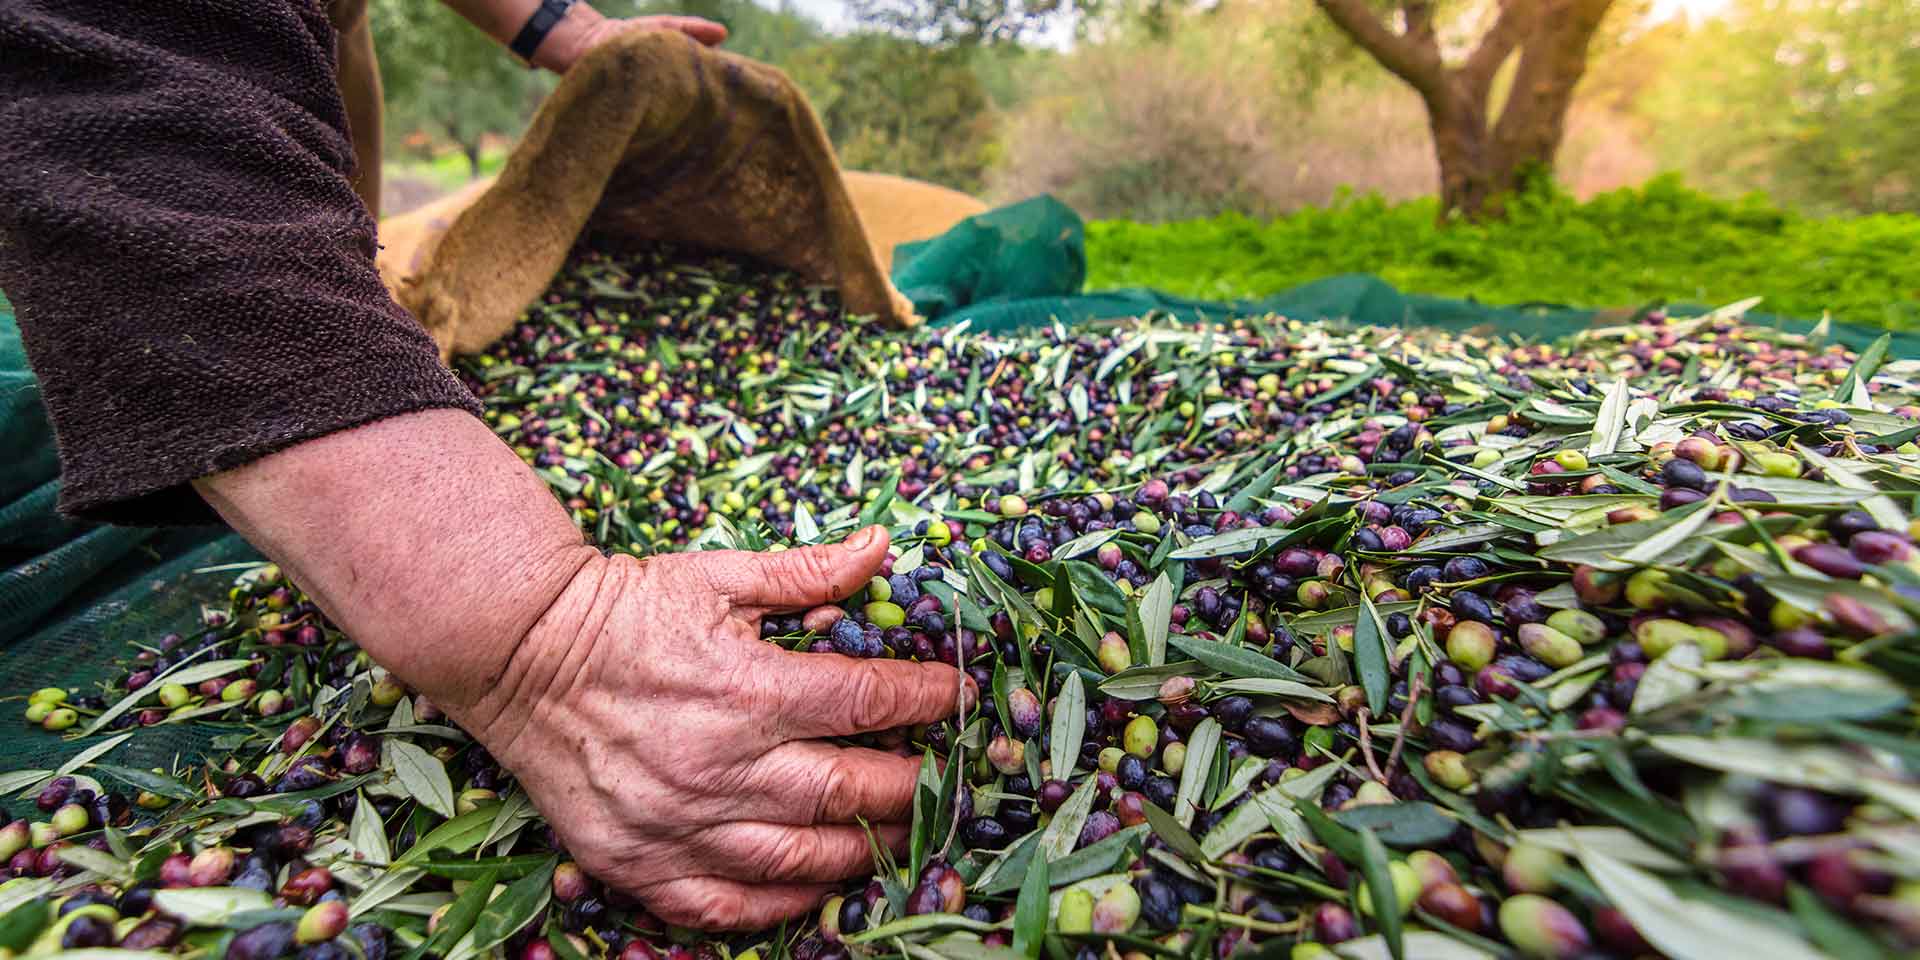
[
  {"xmin": 898, "ymin": 195, "xmax": 1920, "ymax": 355},
  {"xmin": 0, "ymin": 304, "xmax": 258, "ymax": 810},
  {"xmin": 3, "ymin": 193, "xmax": 1914, "ymax": 807}
]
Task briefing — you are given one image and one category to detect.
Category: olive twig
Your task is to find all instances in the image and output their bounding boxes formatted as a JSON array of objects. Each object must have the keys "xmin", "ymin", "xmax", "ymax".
[
  {"xmin": 1381, "ymin": 673, "xmax": 1423, "ymax": 784},
  {"xmin": 1355, "ymin": 709, "xmax": 1388, "ymax": 786}
]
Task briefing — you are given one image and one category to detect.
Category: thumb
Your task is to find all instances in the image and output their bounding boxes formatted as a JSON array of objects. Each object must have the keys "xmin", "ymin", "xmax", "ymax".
[
  {"xmin": 675, "ymin": 16, "xmax": 728, "ymax": 45},
  {"xmin": 706, "ymin": 525, "xmax": 890, "ymax": 611}
]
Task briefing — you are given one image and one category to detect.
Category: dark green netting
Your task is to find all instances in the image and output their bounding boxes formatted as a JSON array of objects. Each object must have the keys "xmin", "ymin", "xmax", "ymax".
[
  {"xmin": 894, "ymin": 197, "xmax": 1920, "ymax": 357},
  {"xmin": 1, "ymin": 301, "xmax": 256, "ymax": 810},
  {"xmin": 2, "ymin": 192, "xmax": 1912, "ymax": 806}
]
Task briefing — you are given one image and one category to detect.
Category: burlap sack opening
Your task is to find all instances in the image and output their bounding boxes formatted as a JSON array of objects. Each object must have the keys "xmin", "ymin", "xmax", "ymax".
[{"xmin": 376, "ymin": 29, "xmax": 965, "ymax": 359}]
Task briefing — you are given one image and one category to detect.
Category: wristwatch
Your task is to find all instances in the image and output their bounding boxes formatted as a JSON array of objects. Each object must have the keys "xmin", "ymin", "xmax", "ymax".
[{"xmin": 509, "ymin": 0, "xmax": 579, "ymax": 67}]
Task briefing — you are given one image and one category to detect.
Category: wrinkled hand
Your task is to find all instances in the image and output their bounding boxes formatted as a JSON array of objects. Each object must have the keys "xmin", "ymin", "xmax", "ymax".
[
  {"xmin": 458, "ymin": 526, "xmax": 971, "ymax": 929},
  {"xmin": 537, "ymin": 9, "xmax": 727, "ymax": 72}
]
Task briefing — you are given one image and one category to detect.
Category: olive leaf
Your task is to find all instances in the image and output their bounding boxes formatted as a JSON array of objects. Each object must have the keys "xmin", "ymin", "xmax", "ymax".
[
  {"xmin": 409, "ymin": 866, "xmax": 500, "ymax": 960},
  {"xmin": 1573, "ymin": 837, "xmax": 1822, "ymax": 960},
  {"xmin": 1224, "ymin": 458, "xmax": 1289, "ymax": 514},
  {"xmin": 1139, "ymin": 573, "xmax": 1173, "ymax": 667},
  {"xmin": 1835, "ymin": 332, "xmax": 1891, "ymax": 407},
  {"xmin": 1586, "ymin": 377, "xmax": 1630, "ymax": 457},
  {"xmin": 1354, "ymin": 595, "xmax": 1390, "ymax": 717},
  {"xmin": 974, "ymin": 831, "xmax": 1041, "ymax": 894},
  {"xmin": 1630, "ymin": 644, "xmax": 1704, "ymax": 716},
  {"xmin": 350, "ymin": 790, "xmax": 392, "ymax": 865},
  {"xmin": 1406, "ymin": 524, "xmax": 1513, "ymax": 554},
  {"xmin": 385, "ymin": 739, "xmax": 456, "ymax": 819},
  {"xmin": 55, "ymin": 844, "xmax": 132, "ymax": 883},
  {"xmin": 1167, "ymin": 527, "xmax": 1288, "ymax": 560},
  {"xmin": 1038, "ymin": 776, "xmax": 1099, "ymax": 863},
  {"xmin": 0, "ymin": 770, "xmax": 53, "ymax": 798},
  {"xmin": 1049, "ymin": 673, "xmax": 1087, "ymax": 780},
  {"xmin": 1787, "ymin": 884, "xmax": 1887, "ymax": 960},
  {"xmin": 1140, "ymin": 800, "xmax": 1208, "ymax": 864},
  {"xmin": 1285, "ymin": 602, "xmax": 1419, "ymax": 636},
  {"xmin": 1208, "ymin": 678, "xmax": 1335, "ymax": 703},
  {"xmin": 1332, "ymin": 802, "xmax": 1456, "ymax": 848},
  {"xmin": 1097, "ymin": 662, "xmax": 1201, "ymax": 700},
  {"xmin": 1511, "ymin": 827, "xmax": 1685, "ymax": 872},
  {"xmin": 1011, "ymin": 852, "xmax": 1050, "ymax": 960},
  {"xmin": 49, "ymin": 731, "xmax": 137, "ymax": 781},
  {"xmin": 78, "ymin": 659, "xmax": 252, "ymax": 737},
  {"xmin": 1535, "ymin": 499, "xmax": 1712, "ymax": 572},
  {"xmin": 1763, "ymin": 576, "xmax": 1916, "ymax": 633},
  {"xmin": 0, "ymin": 879, "xmax": 56, "ymax": 922},
  {"xmin": 1173, "ymin": 719, "xmax": 1221, "ymax": 829},
  {"xmin": 850, "ymin": 914, "xmax": 999, "ymax": 943},
  {"xmin": 1054, "ymin": 528, "xmax": 1120, "ymax": 562},
  {"xmin": 1647, "ymin": 735, "xmax": 1898, "ymax": 804},
  {"xmin": 980, "ymin": 826, "xmax": 1148, "ymax": 895},
  {"xmin": 396, "ymin": 803, "xmax": 500, "ymax": 864},
  {"xmin": 0, "ymin": 899, "xmax": 50, "ymax": 954},
  {"xmin": 92, "ymin": 764, "xmax": 198, "ymax": 801},
  {"xmin": 1169, "ymin": 634, "xmax": 1311, "ymax": 683},
  {"xmin": 1330, "ymin": 933, "xmax": 1497, "ymax": 960},
  {"xmin": 1356, "ymin": 827, "xmax": 1404, "ymax": 960},
  {"xmin": 152, "ymin": 888, "xmax": 275, "ymax": 927},
  {"xmin": 1201, "ymin": 762, "xmax": 1342, "ymax": 858},
  {"xmin": 453, "ymin": 857, "xmax": 555, "ymax": 960}
]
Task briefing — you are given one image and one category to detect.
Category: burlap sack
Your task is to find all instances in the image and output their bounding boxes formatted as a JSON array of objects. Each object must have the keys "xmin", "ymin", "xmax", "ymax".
[
  {"xmin": 381, "ymin": 29, "xmax": 928, "ymax": 359},
  {"xmin": 379, "ymin": 171, "xmax": 987, "ymax": 312}
]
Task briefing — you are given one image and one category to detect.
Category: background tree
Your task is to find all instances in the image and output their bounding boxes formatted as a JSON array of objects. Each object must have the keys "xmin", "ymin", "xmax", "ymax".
[
  {"xmin": 846, "ymin": 0, "xmax": 1067, "ymax": 46},
  {"xmin": 1639, "ymin": 0, "xmax": 1920, "ymax": 215},
  {"xmin": 370, "ymin": 0, "xmax": 553, "ymax": 179},
  {"xmin": 1311, "ymin": 0, "xmax": 1619, "ymax": 220},
  {"xmin": 785, "ymin": 34, "xmax": 999, "ymax": 191},
  {"xmin": 624, "ymin": 0, "xmax": 826, "ymax": 62}
]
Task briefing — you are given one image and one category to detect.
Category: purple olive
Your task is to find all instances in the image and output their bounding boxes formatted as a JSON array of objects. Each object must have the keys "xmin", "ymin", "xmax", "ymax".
[
  {"xmin": 1077, "ymin": 810, "xmax": 1121, "ymax": 848},
  {"xmin": 227, "ymin": 920, "xmax": 297, "ymax": 960}
]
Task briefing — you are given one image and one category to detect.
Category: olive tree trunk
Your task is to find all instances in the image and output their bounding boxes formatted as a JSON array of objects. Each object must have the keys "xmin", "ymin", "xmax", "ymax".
[{"xmin": 1312, "ymin": 0, "xmax": 1615, "ymax": 221}]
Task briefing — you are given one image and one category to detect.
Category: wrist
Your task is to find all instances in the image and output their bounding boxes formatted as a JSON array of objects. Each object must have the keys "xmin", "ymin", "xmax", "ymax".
[
  {"xmin": 528, "ymin": 1, "xmax": 606, "ymax": 73},
  {"xmin": 192, "ymin": 409, "xmax": 596, "ymax": 724},
  {"xmin": 455, "ymin": 551, "xmax": 642, "ymax": 763}
]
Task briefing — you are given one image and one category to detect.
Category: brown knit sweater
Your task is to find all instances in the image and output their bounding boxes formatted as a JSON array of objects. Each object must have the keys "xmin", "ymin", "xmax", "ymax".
[{"xmin": 0, "ymin": 0, "xmax": 481, "ymax": 526}]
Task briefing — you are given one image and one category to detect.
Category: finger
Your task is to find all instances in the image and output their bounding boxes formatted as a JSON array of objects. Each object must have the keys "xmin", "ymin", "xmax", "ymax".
[
  {"xmin": 746, "ymin": 741, "xmax": 928, "ymax": 824},
  {"xmin": 672, "ymin": 16, "xmax": 729, "ymax": 45},
  {"xmin": 693, "ymin": 821, "xmax": 909, "ymax": 883},
  {"xmin": 701, "ymin": 525, "xmax": 890, "ymax": 611},
  {"xmin": 642, "ymin": 877, "xmax": 837, "ymax": 931},
  {"xmin": 769, "ymin": 651, "xmax": 973, "ymax": 739}
]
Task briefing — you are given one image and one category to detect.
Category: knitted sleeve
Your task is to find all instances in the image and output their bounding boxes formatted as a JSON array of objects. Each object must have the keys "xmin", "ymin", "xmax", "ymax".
[{"xmin": 0, "ymin": 0, "xmax": 482, "ymax": 525}]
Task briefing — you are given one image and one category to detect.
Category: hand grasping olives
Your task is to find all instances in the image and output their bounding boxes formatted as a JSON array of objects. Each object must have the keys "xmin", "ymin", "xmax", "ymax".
[{"xmin": 458, "ymin": 525, "xmax": 973, "ymax": 929}]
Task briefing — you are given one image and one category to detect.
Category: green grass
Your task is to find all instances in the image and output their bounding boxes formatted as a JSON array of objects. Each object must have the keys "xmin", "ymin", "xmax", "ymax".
[
  {"xmin": 1083, "ymin": 176, "xmax": 1920, "ymax": 332},
  {"xmin": 384, "ymin": 147, "xmax": 511, "ymax": 192}
]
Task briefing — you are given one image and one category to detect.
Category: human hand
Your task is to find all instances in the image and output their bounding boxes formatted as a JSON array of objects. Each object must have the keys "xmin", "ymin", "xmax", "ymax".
[
  {"xmin": 198, "ymin": 412, "xmax": 966, "ymax": 930},
  {"xmin": 535, "ymin": 9, "xmax": 727, "ymax": 72},
  {"xmin": 456, "ymin": 526, "xmax": 973, "ymax": 929}
]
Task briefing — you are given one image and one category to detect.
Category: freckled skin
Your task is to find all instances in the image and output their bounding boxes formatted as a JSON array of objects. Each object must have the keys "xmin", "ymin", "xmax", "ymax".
[{"xmin": 196, "ymin": 409, "xmax": 971, "ymax": 930}]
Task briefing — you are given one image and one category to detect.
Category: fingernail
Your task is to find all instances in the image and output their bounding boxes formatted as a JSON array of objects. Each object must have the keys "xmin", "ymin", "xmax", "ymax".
[
  {"xmin": 846, "ymin": 525, "xmax": 880, "ymax": 550},
  {"xmin": 959, "ymin": 676, "xmax": 980, "ymax": 711}
]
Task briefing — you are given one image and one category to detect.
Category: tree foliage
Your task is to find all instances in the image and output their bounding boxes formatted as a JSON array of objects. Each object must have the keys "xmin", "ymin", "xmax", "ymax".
[
  {"xmin": 846, "ymin": 0, "xmax": 1068, "ymax": 46},
  {"xmin": 369, "ymin": 0, "xmax": 553, "ymax": 177},
  {"xmin": 785, "ymin": 35, "xmax": 998, "ymax": 191},
  {"xmin": 1640, "ymin": 0, "xmax": 1920, "ymax": 215}
]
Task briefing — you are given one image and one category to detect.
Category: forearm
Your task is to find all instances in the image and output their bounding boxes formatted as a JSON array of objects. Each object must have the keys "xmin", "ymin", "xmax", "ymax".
[
  {"xmin": 438, "ymin": 0, "xmax": 609, "ymax": 72},
  {"xmin": 193, "ymin": 409, "xmax": 595, "ymax": 717}
]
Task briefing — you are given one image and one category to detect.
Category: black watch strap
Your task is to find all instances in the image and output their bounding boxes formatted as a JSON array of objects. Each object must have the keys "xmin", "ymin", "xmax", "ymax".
[{"xmin": 509, "ymin": 0, "xmax": 578, "ymax": 65}]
